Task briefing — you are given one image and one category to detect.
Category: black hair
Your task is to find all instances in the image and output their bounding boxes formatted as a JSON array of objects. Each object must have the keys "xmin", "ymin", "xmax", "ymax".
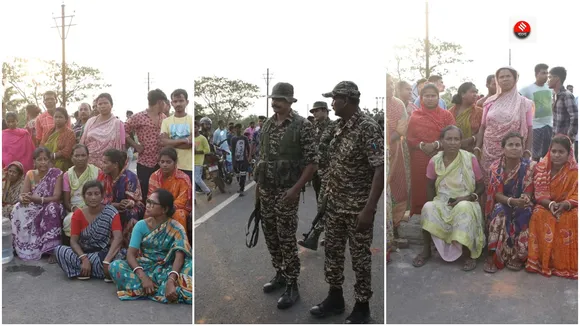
[
  {"xmin": 549, "ymin": 67, "xmax": 567, "ymax": 85},
  {"xmin": 397, "ymin": 80, "xmax": 411, "ymax": 90},
  {"xmin": 25, "ymin": 104, "xmax": 39, "ymax": 114},
  {"xmin": 234, "ymin": 123, "xmax": 242, "ymax": 129},
  {"xmin": 420, "ymin": 84, "xmax": 439, "ymax": 97},
  {"xmin": 159, "ymin": 147, "xmax": 178, "ymax": 162},
  {"xmin": 82, "ymin": 180, "xmax": 104, "ymax": 197},
  {"xmin": 103, "ymin": 149, "xmax": 126, "ymax": 170},
  {"xmin": 148, "ymin": 89, "xmax": 168, "ymax": 107},
  {"xmin": 152, "ymin": 188, "xmax": 176, "ymax": 217},
  {"xmin": 126, "ymin": 110, "xmax": 133, "ymax": 115},
  {"xmin": 551, "ymin": 134, "xmax": 572, "ymax": 153},
  {"xmin": 486, "ymin": 75, "xmax": 495, "ymax": 85},
  {"xmin": 34, "ymin": 146, "xmax": 52, "ymax": 160},
  {"xmin": 5, "ymin": 112, "xmax": 17, "ymax": 120},
  {"xmin": 218, "ymin": 120, "xmax": 225, "ymax": 125},
  {"xmin": 567, "ymin": 84, "xmax": 574, "ymax": 89},
  {"xmin": 440, "ymin": 125, "xmax": 463, "ymax": 140},
  {"xmin": 96, "ymin": 93, "xmax": 114, "ymax": 106},
  {"xmin": 54, "ymin": 107, "xmax": 69, "ymax": 120},
  {"xmin": 501, "ymin": 132, "xmax": 524, "ymax": 148},
  {"xmin": 258, "ymin": 116, "xmax": 266, "ymax": 120},
  {"xmin": 170, "ymin": 89, "xmax": 189, "ymax": 101},
  {"xmin": 451, "ymin": 82, "xmax": 477, "ymax": 105},
  {"xmin": 228, "ymin": 125, "xmax": 235, "ymax": 131},
  {"xmin": 72, "ymin": 144, "xmax": 89, "ymax": 156},
  {"xmin": 427, "ymin": 75, "xmax": 442, "ymax": 83},
  {"xmin": 416, "ymin": 78, "xmax": 427, "ymax": 85},
  {"xmin": 249, "ymin": 121, "xmax": 255, "ymax": 126},
  {"xmin": 534, "ymin": 63, "xmax": 549, "ymax": 75}
]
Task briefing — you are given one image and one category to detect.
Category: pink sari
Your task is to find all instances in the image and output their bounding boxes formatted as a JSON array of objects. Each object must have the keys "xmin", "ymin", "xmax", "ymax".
[
  {"xmin": 2, "ymin": 128, "xmax": 35, "ymax": 173},
  {"xmin": 80, "ymin": 115, "xmax": 126, "ymax": 169}
]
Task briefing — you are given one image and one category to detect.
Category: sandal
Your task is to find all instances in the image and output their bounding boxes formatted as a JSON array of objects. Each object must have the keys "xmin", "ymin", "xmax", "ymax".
[
  {"xmin": 483, "ymin": 259, "xmax": 498, "ymax": 273},
  {"xmin": 77, "ymin": 276, "xmax": 90, "ymax": 280},
  {"xmin": 462, "ymin": 258, "xmax": 477, "ymax": 271},
  {"xmin": 506, "ymin": 260, "xmax": 524, "ymax": 271},
  {"xmin": 412, "ymin": 254, "xmax": 431, "ymax": 267}
]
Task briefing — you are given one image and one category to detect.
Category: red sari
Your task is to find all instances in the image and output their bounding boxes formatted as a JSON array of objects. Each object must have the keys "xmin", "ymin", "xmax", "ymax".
[{"xmin": 406, "ymin": 103, "xmax": 456, "ymax": 215}]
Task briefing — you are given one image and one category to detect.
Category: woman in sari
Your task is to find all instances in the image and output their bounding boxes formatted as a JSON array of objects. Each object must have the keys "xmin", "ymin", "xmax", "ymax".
[
  {"xmin": 386, "ymin": 146, "xmax": 394, "ymax": 263},
  {"xmin": 413, "ymin": 126, "xmax": 485, "ymax": 271},
  {"xmin": 40, "ymin": 107, "xmax": 76, "ymax": 172},
  {"xmin": 387, "ymin": 74, "xmax": 410, "ymax": 231},
  {"xmin": 80, "ymin": 93, "xmax": 126, "ymax": 170},
  {"xmin": 11, "ymin": 147, "xmax": 64, "ymax": 262},
  {"xmin": 63, "ymin": 145, "xmax": 103, "ymax": 237},
  {"xmin": 448, "ymin": 82, "xmax": 483, "ymax": 153},
  {"xmin": 109, "ymin": 189, "xmax": 192, "ymax": 304},
  {"xmin": 148, "ymin": 147, "xmax": 192, "ymax": 230},
  {"xmin": 526, "ymin": 135, "xmax": 578, "ymax": 279},
  {"xmin": 475, "ymin": 67, "xmax": 534, "ymax": 186},
  {"xmin": 484, "ymin": 132, "xmax": 535, "ymax": 273},
  {"xmin": 97, "ymin": 149, "xmax": 145, "ymax": 248},
  {"xmin": 55, "ymin": 180, "xmax": 124, "ymax": 281},
  {"xmin": 2, "ymin": 162, "xmax": 25, "ymax": 219},
  {"xmin": 2, "ymin": 112, "xmax": 35, "ymax": 173},
  {"xmin": 406, "ymin": 84, "xmax": 456, "ymax": 215}
]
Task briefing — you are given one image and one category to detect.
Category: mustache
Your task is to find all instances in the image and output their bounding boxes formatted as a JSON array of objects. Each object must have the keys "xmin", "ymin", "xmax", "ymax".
[{"xmin": 272, "ymin": 104, "xmax": 282, "ymax": 110}]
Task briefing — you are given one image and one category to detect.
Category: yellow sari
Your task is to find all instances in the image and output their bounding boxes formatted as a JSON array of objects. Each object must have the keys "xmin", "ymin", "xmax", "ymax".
[{"xmin": 44, "ymin": 130, "xmax": 73, "ymax": 171}]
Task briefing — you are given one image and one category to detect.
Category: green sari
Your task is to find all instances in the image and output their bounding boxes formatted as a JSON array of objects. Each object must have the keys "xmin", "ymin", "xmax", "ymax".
[
  {"xmin": 45, "ymin": 130, "xmax": 72, "ymax": 171},
  {"xmin": 455, "ymin": 107, "xmax": 474, "ymax": 139}
]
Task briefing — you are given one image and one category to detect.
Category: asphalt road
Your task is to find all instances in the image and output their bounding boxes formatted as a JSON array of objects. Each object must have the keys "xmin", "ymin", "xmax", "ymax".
[
  {"xmin": 194, "ymin": 182, "xmax": 385, "ymax": 324},
  {"xmin": 387, "ymin": 246, "xmax": 578, "ymax": 324}
]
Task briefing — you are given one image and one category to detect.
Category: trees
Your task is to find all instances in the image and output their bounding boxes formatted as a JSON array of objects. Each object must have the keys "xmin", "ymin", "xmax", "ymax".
[{"xmin": 194, "ymin": 76, "xmax": 261, "ymax": 123}]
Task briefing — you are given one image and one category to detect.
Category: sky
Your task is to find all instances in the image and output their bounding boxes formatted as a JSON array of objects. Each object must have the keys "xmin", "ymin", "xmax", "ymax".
[
  {"xmin": 193, "ymin": 0, "xmax": 389, "ymax": 120},
  {"xmin": 0, "ymin": 0, "xmax": 196, "ymax": 121},
  {"xmin": 386, "ymin": 0, "xmax": 579, "ymax": 95}
]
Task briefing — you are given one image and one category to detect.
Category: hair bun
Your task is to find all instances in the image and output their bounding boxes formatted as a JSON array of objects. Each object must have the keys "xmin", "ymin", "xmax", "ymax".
[{"xmin": 166, "ymin": 205, "xmax": 176, "ymax": 218}]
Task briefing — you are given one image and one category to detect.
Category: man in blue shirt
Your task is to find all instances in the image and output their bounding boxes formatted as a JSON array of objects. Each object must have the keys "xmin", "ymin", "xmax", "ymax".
[{"xmin": 413, "ymin": 75, "xmax": 447, "ymax": 109}]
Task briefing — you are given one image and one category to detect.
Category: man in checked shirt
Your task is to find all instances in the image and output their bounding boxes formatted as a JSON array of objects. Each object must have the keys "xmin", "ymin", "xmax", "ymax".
[{"xmin": 548, "ymin": 67, "xmax": 578, "ymax": 159}]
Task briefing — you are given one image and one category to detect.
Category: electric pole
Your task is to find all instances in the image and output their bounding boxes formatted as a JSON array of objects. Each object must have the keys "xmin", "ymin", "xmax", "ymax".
[
  {"xmin": 144, "ymin": 72, "xmax": 155, "ymax": 92},
  {"xmin": 263, "ymin": 68, "xmax": 273, "ymax": 117},
  {"xmin": 52, "ymin": 3, "xmax": 75, "ymax": 110},
  {"xmin": 425, "ymin": 0, "xmax": 430, "ymax": 78},
  {"xmin": 509, "ymin": 49, "xmax": 512, "ymax": 66},
  {"xmin": 375, "ymin": 97, "xmax": 379, "ymax": 110}
]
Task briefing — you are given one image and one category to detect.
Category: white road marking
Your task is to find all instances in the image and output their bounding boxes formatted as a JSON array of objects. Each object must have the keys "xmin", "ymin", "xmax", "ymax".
[{"xmin": 194, "ymin": 181, "xmax": 256, "ymax": 228}]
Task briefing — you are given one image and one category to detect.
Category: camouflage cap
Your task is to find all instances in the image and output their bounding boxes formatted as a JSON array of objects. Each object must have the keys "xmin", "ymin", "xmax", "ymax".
[
  {"xmin": 268, "ymin": 82, "xmax": 297, "ymax": 103},
  {"xmin": 310, "ymin": 101, "xmax": 329, "ymax": 112},
  {"xmin": 322, "ymin": 81, "xmax": 361, "ymax": 99}
]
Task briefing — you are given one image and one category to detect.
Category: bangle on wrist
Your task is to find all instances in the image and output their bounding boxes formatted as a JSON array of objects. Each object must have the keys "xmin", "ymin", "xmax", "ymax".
[
  {"xmin": 471, "ymin": 193, "xmax": 479, "ymax": 202},
  {"xmin": 133, "ymin": 266, "xmax": 144, "ymax": 274},
  {"xmin": 507, "ymin": 197, "xmax": 513, "ymax": 208},
  {"xmin": 564, "ymin": 200, "xmax": 572, "ymax": 211},
  {"xmin": 419, "ymin": 142, "xmax": 425, "ymax": 150},
  {"xmin": 435, "ymin": 141, "xmax": 441, "ymax": 150},
  {"xmin": 548, "ymin": 201, "xmax": 556, "ymax": 210},
  {"xmin": 103, "ymin": 261, "xmax": 110, "ymax": 265},
  {"xmin": 78, "ymin": 254, "xmax": 87, "ymax": 260},
  {"xmin": 471, "ymin": 136, "xmax": 476, "ymax": 143}
]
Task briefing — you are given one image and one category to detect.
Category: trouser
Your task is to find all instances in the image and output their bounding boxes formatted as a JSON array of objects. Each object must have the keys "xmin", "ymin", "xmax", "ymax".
[
  {"xmin": 259, "ymin": 186, "xmax": 300, "ymax": 283},
  {"xmin": 137, "ymin": 163, "xmax": 159, "ymax": 201},
  {"xmin": 194, "ymin": 166, "xmax": 211, "ymax": 194},
  {"xmin": 233, "ymin": 160, "xmax": 249, "ymax": 191},
  {"xmin": 313, "ymin": 175, "xmax": 329, "ymax": 232},
  {"xmin": 532, "ymin": 125, "xmax": 552, "ymax": 160},
  {"xmin": 324, "ymin": 198, "xmax": 374, "ymax": 302}
]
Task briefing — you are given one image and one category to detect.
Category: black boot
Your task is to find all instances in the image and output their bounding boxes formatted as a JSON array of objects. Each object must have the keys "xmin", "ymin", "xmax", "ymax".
[
  {"xmin": 345, "ymin": 301, "xmax": 371, "ymax": 324},
  {"xmin": 263, "ymin": 272, "xmax": 286, "ymax": 293},
  {"xmin": 277, "ymin": 282, "xmax": 299, "ymax": 309},
  {"xmin": 310, "ymin": 287, "xmax": 346, "ymax": 318},
  {"xmin": 298, "ymin": 229, "xmax": 322, "ymax": 251}
]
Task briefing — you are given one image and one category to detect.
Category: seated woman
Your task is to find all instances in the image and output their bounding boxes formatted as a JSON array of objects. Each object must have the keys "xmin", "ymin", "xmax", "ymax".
[
  {"xmin": 63, "ymin": 145, "xmax": 103, "ymax": 238},
  {"xmin": 148, "ymin": 147, "xmax": 192, "ymax": 230},
  {"xmin": 484, "ymin": 132, "xmax": 535, "ymax": 273},
  {"xmin": 40, "ymin": 107, "xmax": 76, "ymax": 172},
  {"xmin": 109, "ymin": 189, "xmax": 192, "ymax": 304},
  {"xmin": 3, "ymin": 162, "xmax": 25, "ymax": 219},
  {"xmin": 526, "ymin": 135, "xmax": 578, "ymax": 279},
  {"xmin": 55, "ymin": 180, "xmax": 124, "ymax": 281},
  {"xmin": 97, "ymin": 149, "xmax": 145, "ymax": 248},
  {"xmin": 413, "ymin": 126, "xmax": 485, "ymax": 271},
  {"xmin": 11, "ymin": 147, "xmax": 64, "ymax": 262}
]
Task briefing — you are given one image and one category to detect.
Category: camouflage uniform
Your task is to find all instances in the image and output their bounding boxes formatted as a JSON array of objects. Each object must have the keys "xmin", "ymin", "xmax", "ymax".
[
  {"xmin": 255, "ymin": 88, "xmax": 317, "ymax": 285},
  {"xmin": 321, "ymin": 81, "xmax": 384, "ymax": 303},
  {"xmin": 310, "ymin": 101, "xmax": 333, "ymax": 206}
]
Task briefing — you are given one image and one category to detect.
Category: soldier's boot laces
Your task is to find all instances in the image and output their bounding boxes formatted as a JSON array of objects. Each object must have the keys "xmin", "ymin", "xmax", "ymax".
[
  {"xmin": 297, "ymin": 229, "xmax": 322, "ymax": 251},
  {"xmin": 277, "ymin": 282, "xmax": 299, "ymax": 309},
  {"xmin": 309, "ymin": 287, "xmax": 345, "ymax": 318},
  {"xmin": 263, "ymin": 272, "xmax": 286, "ymax": 293},
  {"xmin": 345, "ymin": 301, "xmax": 371, "ymax": 324}
]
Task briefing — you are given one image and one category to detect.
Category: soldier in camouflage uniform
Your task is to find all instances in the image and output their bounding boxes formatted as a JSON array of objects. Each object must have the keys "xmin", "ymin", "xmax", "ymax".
[
  {"xmin": 309, "ymin": 81, "xmax": 384, "ymax": 324},
  {"xmin": 298, "ymin": 101, "xmax": 336, "ymax": 251},
  {"xmin": 254, "ymin": 82, "xmax": 317, "ymax": 309}
]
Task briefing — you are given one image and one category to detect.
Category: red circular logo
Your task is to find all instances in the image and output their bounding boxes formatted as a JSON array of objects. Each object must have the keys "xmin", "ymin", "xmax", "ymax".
[{"xmin": 513, "ymin": 21, "xmax": 531, "ymax": 39}]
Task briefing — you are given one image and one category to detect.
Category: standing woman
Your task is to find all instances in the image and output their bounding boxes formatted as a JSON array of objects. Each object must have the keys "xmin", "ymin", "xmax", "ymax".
[
  {"xmin": 406, "ymin": 84, "xmax": 456, "ymax": 216},
  {"xmin": 40, "ymin": 107, "xmax": 76, "ymax": 172},
  {"xmin": 448, "ymin": 82, "xmax": 483, "ymax": 153},
  {"xmin": 2, "ymin": 112, "xmax": 35, "ymax": 173},
  {"xmin": 80, "ymin": 93, "xmax": 126, "ymax": 170},
  {"xmin": 475, "ymin": 67, "xmax": 534, "ymax": 186},
  {"xmin": 2, "ymin": 162, "xmax": 25, "ymax": 219},
  {"xmin": 11, "ymin": 147, "xmax": 64, "ymax": 262}
]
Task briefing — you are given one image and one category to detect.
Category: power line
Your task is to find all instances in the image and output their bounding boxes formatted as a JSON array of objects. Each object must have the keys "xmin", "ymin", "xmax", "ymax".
[{"xmin": 51, "ymin": 2, "xmax": 76, "ymax": 110}]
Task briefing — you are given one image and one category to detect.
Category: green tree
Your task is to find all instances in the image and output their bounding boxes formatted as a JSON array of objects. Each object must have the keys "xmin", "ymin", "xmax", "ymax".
[
  {"xmin": 441, "ymin": 86, "xmax": 458, "ymax": 109},
  {"xmin": 194, "ymin": 76, "xmax": 261, "ymax": 123},
  {"xmin": 194, "ymin": 102, "xmax": 207, "ymax": 119},
  {"xmin": 362, "ymin": 107, "xmax": 384, "ymax": 121},
  {"xmin": 238, "ymin": 114, "xmax": 259, "ymax": 128}
]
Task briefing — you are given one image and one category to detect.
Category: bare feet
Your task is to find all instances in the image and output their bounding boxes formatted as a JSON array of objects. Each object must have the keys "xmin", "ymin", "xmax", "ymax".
[{"xmin": 48, "ymin": 254, "xmax": 57, "ymax": 264}]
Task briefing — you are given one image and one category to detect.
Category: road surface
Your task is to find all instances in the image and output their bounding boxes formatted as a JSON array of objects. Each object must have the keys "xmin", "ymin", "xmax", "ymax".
[
  {"xmin": 387, "ymin": 246, "xmax": 578, "ymax": 324},
  {"xmin": 194, "ymin": 182, "xmax": 385, "ymax": 324}
]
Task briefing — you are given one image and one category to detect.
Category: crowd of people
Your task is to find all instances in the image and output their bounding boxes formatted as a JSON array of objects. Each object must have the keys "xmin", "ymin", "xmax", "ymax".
[
  {"xmin": 387, "ymin": 64, "xmax": 578, "ymax": 279},
  {"xmin": 2, "ymin": 88, "xmax": 193, "ymax": 304}
]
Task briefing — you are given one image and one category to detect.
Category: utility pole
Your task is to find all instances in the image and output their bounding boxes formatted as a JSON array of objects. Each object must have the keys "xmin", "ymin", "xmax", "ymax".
[
  {"xmin": 263, "ymin": 68, "xmax": 273, "ymax": 117},
  {"xmin": 375, "ymin": 97, "xmax": 379, "ymax": 110},
  {"xmin": 144, "ymin": 72, "xmax": 155, "ymax": 92},
  {"xmin": 425, "ymin": 0, "xmax": 430, "ymax": 78},
  {"xmin": 509, "ymin": 49, "xmax": 512, "ymax": 66},
  {"xmin": 52, "ymin": 3, "xmax": 75, "ymax": 110}
]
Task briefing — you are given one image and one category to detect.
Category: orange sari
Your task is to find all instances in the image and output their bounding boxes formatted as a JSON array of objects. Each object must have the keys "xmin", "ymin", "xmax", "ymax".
[
  {"xmin": 526, "ymin": 145, "xmax": 578, "ymax": 279},
  {"xmin": 387, "ymin": 96, "xmax": 409, "ymax": 227},
  {"xmin": 148, "ymin": 169, "xmax": 192, "ymax": 229}
]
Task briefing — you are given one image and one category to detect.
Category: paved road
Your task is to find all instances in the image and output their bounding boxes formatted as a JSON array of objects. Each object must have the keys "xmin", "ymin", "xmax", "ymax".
[
  {"xmin": 194, "ymin": 183, "xmax": 385, "ymax": 324},
  {"xmin": 387, "ymin": 246, "xmax": 578, "ymax": 324}
]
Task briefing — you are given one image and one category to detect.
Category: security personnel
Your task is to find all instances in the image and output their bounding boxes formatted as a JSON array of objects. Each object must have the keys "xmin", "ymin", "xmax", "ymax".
[{"xmin": 254, "ymin": 82, "xmax": 317, "ymax": 309}]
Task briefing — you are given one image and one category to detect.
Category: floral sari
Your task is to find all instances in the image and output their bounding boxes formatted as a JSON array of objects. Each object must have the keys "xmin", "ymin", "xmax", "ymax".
[
  {"xmin": 148, "ymin": 169, "xmax": 192, "ymax": 230},
  {"xmin": 526, "ymin": 145, "xmax": 578, "ymax": 279},
  {"xmin": 486, "ymin": 156, "xmax": 535, "ymax": 270},
  {"xmin": 80, "ymin": 115, "xmax": 125, "ymax": 170},
  {"xmin": 2, "ymin": 162, "xmax": 25, "ymax": 219},
  {"xmin": 448, "ymin": 105, "xmax": 483, "ymax": 153},
  {"xmin": 11, "ymin": 168, "xmax": 64, "ymax": 261},
  {"xmin": 109, "ymin": 219, "xmax": 192, "ymax": 304},
  {"xmin": 63, "ymin": 164, "xmax": 101, "ymax": 237},
  {"xmin": 41, "ymin": 127, "xmax": 76, "ymax": 172},
  {"xmin": 2, "ymin": 128, "xmax": 35, "ymax": 173}
]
